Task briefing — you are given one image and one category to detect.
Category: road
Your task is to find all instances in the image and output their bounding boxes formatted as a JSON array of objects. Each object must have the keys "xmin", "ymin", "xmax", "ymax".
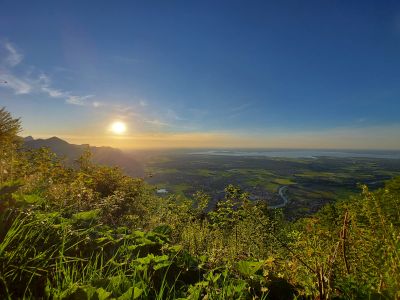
[{"xmin": 268, "ymin": 186, "xmax": 289, "ymax": 209}]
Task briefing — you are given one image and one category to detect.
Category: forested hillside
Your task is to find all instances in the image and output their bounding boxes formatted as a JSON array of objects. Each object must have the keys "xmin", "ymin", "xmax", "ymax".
[
  {"xmin": 24, "ymin": 136, "xmax": 144, "ymax": 177},
  {"xmin": 1, "ymin": 107, "xmax": 399, "ymax": 299}
]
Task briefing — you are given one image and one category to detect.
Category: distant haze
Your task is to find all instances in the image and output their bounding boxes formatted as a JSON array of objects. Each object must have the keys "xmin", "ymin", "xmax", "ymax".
[{"xmin": 28, "ymin": 125, "xmax": 400, "ymax": 150}]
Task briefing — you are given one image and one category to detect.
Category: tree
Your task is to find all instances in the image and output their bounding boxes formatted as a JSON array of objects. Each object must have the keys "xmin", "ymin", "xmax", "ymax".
[
  {"xmin": 0, "ymin": 107, "xmax": 21, "ymax": 144},
  {"xmin": 0, "ymin": 107, "xmax": 22, "ymax": 184}
]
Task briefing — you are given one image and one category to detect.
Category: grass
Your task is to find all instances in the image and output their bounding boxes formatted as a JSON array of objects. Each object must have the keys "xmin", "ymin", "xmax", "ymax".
[
  {"xmin": 295, "ymin": 171, "xmax": 337, "ymax": 178},
  {"xmin": 196, "ymin": 169, "xmax": 217, "ymax": 177},
  {"xmin": 145, "ymin": 156, "xmax": 172, "ymax": 164},
  {"xmin": 226, "ymin": 169, "xmax": 275, "ymax": 176},
  {"xmin": 272, "ymin": 178, "xmax": 296, "ymax": 185},
  {"xmin": 264, "ymin": 182, "xmax": 279, "ymax": 192},
  {"xmin": 0, "ymin": 212, "xmax": 193, "ymax": 299},
  {"xmin": 0, "ymin": 210, "xmax": 274, "ymax": 299},
  {"xmin": 172, "ymin": 183, "xmax": 191, "ymax": 197},
  {"xmin": 147, "ymin": 167, "xmax": 179, "ymax": 175}
]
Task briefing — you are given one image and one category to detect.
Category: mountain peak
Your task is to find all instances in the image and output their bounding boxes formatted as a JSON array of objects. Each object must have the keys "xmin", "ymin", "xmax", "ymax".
[
  {"xmin": 23, "ymin": 136, "xmax": 144, "ymax": 177},
  {"xmin": 47, "ymin": 136, "xmax": 68, "ymax": 143},
  {"xmin": 23, "ymin": 136, "xmax": 34, "ymax": 142}
]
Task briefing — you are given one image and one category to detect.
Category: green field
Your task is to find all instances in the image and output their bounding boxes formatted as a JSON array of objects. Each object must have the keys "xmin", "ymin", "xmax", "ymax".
[{"xmin": 143, "ymin": 152, "xmax": 400, "ymax": 218}]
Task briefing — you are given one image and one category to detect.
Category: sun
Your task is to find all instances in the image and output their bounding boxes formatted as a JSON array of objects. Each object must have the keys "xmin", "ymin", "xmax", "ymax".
[{"xmin": 110, "ymin": 121, "xmax": 127, "ymax": 135}]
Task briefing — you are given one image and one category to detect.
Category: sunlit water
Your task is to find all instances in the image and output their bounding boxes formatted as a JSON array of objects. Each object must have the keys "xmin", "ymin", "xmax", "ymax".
[{"xmin": 190, "ymin": 149, "xmax": 400, "ymax": 159}]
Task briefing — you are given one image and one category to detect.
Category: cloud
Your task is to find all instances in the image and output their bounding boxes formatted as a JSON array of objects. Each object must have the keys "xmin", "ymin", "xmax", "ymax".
[
  {"xmin": 112, "ymin": 105, "xmax": 137, "ymax": 118},
  {"xmin": 1, "ymin": 73, "xmax": 31, "ymax": 94},
  {"xmin": 36, "ymin": 73, "xmax": 95, "ymax": 106},
  {"xmin": 38, "ymin": 74, "xmax": 65, "ymax": 97},
  {"xmin": 29, "ymin": 72, "xmax": 95, "ymax": 106},
  {"xmin": 100, "ymin": 103, "xmax": 171, "ymax": 130},
  {"xmin": 42, "ymin": 86, "xmax": 64, "ymax": 97},
  {"xmin": 66, "ymin": 95, "xmax": 94, "ymax": 106},
  {"xmin": 3, "ymin": 42, "xmax": 23, "ymax": 66},
  {"xmin": 144, "ymin": 119, "xmax": 170, "ymax": 127},
  {"xmin": 229, "ymin": 102, "xmax": 253, "ymax": 113},
  {"xmin": 92, "ymin": 101, "xmax": 104, "ymax": 108},
  {"xmin": 0, "ymin": 41, "xmax": 96, "ymax": 107},
  {"xmin": 0, "ymin": 42, "xmax": 29, "ymax": 93},
  {"xmin": 228, "ymin": 102, "xmax": 253, "ymax": 119},
  {"xmin": 1, "ymin": 40, "xmax": 175, "ymax": 131}
]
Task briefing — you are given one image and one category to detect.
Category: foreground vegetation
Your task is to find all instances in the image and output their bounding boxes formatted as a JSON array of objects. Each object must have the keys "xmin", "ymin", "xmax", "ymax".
[{"xmin": 1, "ymin": 108, "xmax": 399, "ymax": 299}]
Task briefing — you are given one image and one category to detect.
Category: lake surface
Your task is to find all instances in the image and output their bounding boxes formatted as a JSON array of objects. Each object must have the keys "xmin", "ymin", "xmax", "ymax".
[{"xmin": 190, "ymin": 149, "xmax": 400, "ymax": 159}]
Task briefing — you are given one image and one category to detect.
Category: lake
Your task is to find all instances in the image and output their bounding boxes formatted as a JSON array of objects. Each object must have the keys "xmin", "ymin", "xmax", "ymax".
[{"xmin": 190, "ymin": 149, "xmax": 400, "ymax": 159}]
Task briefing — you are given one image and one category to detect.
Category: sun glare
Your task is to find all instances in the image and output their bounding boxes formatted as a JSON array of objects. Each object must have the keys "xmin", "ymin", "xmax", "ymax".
[{"xmin": 110, "ymin": 121, "xmax": 127, "ymax": 135}]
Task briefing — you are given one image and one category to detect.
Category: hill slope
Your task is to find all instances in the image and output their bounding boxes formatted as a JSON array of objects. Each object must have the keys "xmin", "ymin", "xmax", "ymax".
[{"xmin": 23, "ymin": 136, "xmax": 144, "ymax": 177}]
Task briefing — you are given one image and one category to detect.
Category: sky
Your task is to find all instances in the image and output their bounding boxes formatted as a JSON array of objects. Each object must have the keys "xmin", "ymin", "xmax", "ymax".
[{"xmin": 1, "ymin": 0, "xmax": 400, "ymax": 149}]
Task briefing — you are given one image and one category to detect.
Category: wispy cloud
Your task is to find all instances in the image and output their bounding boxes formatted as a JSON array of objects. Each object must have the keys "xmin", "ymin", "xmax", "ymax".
[
  {"xmin": 0, "ymin": 42, "xmax": 30, "ymax": 94},
  {"xmin": 92, "ymin": 101, "xmax": 104, "ymax": 108},
  {"xmin": 1, "ymin": 40, "xmax": 174, "ymax": 132},
  {"xmin": 41, "ymin": 87, "xmax": 64, "ymax": 97},
  {"xmin": 228, "ymin": 102, "xmax": 253, "ymax": 119},
  {"xmin": 144, "ymin": 119, "xmax": 170, "ymax": 127},
  {"xmin": 229, "ymin": 102, "xmax": 253, "ymax": 113},
  {"xmin": 37, "ymin": 73, "xmax": 94, "ymax": 106},
  {"xmin": 4, "ymin": 42, "xmax": 23, "ymax": 67},
  {"xmin": 112, "ymin": 105, "xmax": 138, "ymax": 118},
  {"xmin": 65, "ymin": 95, "xmax": 94, "ymax": 106},
  {"xmin": 103, "ymin": 103, "xmax": 172, "ymax": 130},
  {"xmin": 1, "ymin": 73, "xmax": 31, "ymax": 94},
  {"xmin": 38, "ymin": 73, "xmax": 64, "ymax": 97},
  {"xmin": 0, "ymin": 41, "xmax": 96, "ymax": 106}
]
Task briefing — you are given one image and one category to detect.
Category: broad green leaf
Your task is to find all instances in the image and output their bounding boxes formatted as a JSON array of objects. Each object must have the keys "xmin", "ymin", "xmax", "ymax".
[
  {"xmin": 95, "ymin": 288, "xmax": 112, "ymax": 300},
  {"xmin": 118, "ymin": 287, "xmax": 143, "ymax": 300}
]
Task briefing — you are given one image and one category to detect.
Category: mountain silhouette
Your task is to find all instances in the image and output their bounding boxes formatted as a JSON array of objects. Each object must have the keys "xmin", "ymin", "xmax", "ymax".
[{"xmin": 23, "ymin": 136, "xmax": 144, "ymax": 177}]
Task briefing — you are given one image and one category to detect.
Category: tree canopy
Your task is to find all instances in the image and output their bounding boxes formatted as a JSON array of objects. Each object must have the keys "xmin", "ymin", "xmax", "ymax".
[{"xmin": 0, "ymin": 107, "xmax": 21, "ymax": 143}]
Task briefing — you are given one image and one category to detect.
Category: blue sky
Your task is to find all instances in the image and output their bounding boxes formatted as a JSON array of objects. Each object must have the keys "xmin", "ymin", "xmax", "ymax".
[{"xmin": 1, "ymin": 0, "xmax": 400, "ymax": 148}]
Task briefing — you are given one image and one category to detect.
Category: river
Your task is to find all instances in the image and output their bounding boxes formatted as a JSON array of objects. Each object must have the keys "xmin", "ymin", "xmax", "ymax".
[{"xmin": 268, "ymin": 186, "xmax": 289, "ymax": 209}]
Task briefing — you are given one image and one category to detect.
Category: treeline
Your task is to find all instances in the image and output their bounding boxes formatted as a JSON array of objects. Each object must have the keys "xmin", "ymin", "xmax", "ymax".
[{"xmin": 0, "ymin": 107, "xmax": 399, "ymax": 299}]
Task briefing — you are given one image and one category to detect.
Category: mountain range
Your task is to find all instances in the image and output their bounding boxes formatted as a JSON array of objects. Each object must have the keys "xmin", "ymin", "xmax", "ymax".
[{"xmin": 23, "ymin": 136, "xmax": 144, "ymax": 177}]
